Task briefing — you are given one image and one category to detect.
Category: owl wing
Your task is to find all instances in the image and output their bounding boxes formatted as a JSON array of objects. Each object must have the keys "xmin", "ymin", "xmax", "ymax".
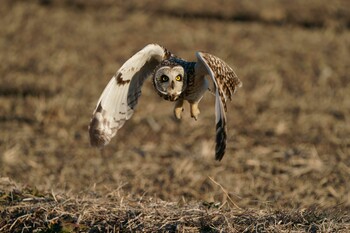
[
  {"xmin": 196, "ymin": 52, "xmax": 242, "ymax": 161},
  {"xmin": 89, "ymin": 44, "xmax": 172, "ymax": 147}
]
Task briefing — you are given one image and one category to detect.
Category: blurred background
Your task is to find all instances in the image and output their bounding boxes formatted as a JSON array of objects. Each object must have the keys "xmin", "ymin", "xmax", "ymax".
[{"xmin": 0, "ymin": 0, "xmax": 349, "ymax": 209}]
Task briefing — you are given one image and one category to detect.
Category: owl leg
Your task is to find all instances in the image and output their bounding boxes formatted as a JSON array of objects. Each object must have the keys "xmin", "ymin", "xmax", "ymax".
[
  {"xmin": 190, "ymin": 102, "xmax": 200, "ymax": 120},
  {"xmin": 174, "ymin": 98, "xmax": 184, "ymax": 120}
]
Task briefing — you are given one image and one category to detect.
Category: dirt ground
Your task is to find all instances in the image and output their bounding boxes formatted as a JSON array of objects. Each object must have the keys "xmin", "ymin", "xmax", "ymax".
[{"xmin": 0, "ymin": 0, "xmax": 349, "ymax": 232}]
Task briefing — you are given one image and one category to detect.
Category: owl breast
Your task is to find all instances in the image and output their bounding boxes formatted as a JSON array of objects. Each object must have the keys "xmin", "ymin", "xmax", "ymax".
[{"xmin": 183, "ymin": 73, "xmax": 209, "ymax": 103}]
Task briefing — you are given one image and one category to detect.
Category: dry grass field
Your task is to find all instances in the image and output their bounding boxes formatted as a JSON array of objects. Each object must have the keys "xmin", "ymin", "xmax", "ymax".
[{"xmin": 1, "ymin": 0, "xmax": 350, "ymax": 232}]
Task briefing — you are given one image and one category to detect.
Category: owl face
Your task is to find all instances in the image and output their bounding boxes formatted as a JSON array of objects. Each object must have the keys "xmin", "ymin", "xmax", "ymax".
[{"xmin": 153, "ymin": 66, "xmax": 186, "ymax": 101}]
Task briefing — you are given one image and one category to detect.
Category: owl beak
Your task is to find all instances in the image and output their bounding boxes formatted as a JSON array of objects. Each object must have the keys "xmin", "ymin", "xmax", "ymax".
[
  {"xmin": 170, "ymin": 80, "xmax": 175, "ymax": 89},
  {"xmin": 169, "ymin": 95, "xmax": 178, "ymax": 101}
]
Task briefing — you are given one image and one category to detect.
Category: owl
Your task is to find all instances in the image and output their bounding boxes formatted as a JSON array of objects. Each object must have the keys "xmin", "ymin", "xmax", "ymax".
[{"xmin": 89, "ymin": 44, "xmax": 242, "ymax": 161}]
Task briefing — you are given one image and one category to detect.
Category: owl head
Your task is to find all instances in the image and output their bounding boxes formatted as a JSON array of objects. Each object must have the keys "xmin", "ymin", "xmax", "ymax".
[{"xmin": 153, "ymin": 63, "xmax": 186, "ymax": 101}]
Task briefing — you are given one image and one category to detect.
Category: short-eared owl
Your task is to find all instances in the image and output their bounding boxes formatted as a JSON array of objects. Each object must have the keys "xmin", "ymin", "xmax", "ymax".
[{"xmin": 89, "ymin": 44, "xmax": 242, "ymax": 161}]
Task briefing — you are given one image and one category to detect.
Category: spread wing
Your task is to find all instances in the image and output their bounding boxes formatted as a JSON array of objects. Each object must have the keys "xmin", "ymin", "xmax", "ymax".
[
  {"xmin": 89, "ymin": 44, "xmax": 171, "ymax": 147},
  {"xmin": 196, "ymin": 52, "xmax": 242, "ymax": 161}
]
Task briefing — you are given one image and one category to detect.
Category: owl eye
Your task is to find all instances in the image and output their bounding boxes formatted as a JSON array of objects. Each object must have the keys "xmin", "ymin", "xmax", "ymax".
[
  {"xmin": 161, "ymin": 75, "xmax": 169, "ymax": 82},
  {"xmin": 175, "ymin": 75, "xmax": 182, "ymax": 81}
]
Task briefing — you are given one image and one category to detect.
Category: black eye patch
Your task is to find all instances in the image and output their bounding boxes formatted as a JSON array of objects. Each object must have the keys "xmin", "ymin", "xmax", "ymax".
[{"xmin": 161, "ymin": 75, "xmax": 169, "ymax": 82}]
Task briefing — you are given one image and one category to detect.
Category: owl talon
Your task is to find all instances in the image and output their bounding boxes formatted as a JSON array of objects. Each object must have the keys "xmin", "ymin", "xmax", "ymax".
[
  {"xmin": 174, "ymin": 99, "xmax": 184, "ymax": 120},
  {"xmin": 191, "ymin": 114, "xmax": 199, "ymax": 121},
  {"xmin": 190, "ymin": 103, "xmax": 200, "ymax": 120},
  {"xmin": 174, "ymin": 107, "xmax": 183, "ymax": 120}
]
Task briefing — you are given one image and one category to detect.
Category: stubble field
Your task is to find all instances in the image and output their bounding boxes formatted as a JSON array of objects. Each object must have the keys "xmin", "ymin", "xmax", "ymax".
[{"xmin": 0, "ymin": 0, "xmax": 350, "ymax": 232}]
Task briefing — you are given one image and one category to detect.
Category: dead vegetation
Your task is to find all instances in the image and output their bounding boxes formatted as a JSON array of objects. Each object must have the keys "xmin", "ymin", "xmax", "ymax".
[
  {"xmin": 0, "ymin": 0, "xmax": 349, "ymax": 232},
  {"xmin": 0, "ymin": 178, "xmax": 349, "ymax": 232}
]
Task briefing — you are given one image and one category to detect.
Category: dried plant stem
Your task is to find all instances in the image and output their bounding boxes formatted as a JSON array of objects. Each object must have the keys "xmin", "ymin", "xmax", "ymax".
[{"xmin": 208, "ymin": 176, "xmax": 242, "ymax": 210}]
